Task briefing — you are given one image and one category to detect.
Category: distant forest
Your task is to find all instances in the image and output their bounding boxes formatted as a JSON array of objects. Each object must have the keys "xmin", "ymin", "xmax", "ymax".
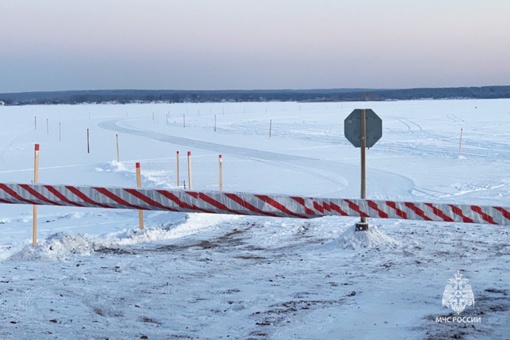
[{"xmin": 1, "ymin": 86, "xmax": 510, "ymax": 105}]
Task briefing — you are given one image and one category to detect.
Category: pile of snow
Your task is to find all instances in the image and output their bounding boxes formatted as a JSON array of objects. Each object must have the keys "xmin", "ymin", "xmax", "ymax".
[
  {"xmin": 328, "ymin": 224, "xmax": 400, "ymax": 250},
  {"xmin": 96, "ymin": 160, "xmax": 174, "ymax": 188}
]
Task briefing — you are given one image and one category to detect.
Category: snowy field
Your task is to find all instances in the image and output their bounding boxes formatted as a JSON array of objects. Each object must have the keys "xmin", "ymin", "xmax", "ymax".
[{"xmin": 0, "ymin": 100, "xmax": 509, "ymax": 339}]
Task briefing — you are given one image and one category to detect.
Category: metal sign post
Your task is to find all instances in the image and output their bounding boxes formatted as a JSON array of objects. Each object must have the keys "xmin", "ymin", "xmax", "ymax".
[
  {"xmin": 344, "ymin": 109, "xmax": 383, "ymax": 231},
  {"xmin": 358, "ymin": 109, "xmax": 368, "ymax": 230}
]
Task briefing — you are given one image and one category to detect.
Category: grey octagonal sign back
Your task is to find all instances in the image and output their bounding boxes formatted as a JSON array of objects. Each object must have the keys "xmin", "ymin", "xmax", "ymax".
[{"xmin": 344, "ymin": 109, "xmax": 382, "ymax": 148}]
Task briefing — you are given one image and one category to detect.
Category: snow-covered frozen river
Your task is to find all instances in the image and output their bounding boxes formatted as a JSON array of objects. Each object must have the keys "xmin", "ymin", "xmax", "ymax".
[{"xmin": 0, "ymin": 100, "xmax": 509, "ymax": 339}]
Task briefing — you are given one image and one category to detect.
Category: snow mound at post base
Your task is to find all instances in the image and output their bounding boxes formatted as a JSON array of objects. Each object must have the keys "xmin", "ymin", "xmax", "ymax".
[{"xmin": 330, "ymin": 224, "xmax": 399, "ymax": 250}]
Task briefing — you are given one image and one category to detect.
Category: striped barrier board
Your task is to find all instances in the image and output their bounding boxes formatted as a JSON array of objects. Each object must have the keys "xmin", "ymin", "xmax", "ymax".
[{"xmin": 0, "ymin": 182, "xmax": 509, "ymax": 225}]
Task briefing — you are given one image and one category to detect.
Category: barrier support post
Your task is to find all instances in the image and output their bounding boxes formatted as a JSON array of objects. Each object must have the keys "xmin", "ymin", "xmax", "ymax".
[
  {"xmin": 136, "ymin": 162, "xmax": 144, "ymax": 230},
  {"xmin": 32, "ymin": 144, "xmax": 40, "ymax": 247}
]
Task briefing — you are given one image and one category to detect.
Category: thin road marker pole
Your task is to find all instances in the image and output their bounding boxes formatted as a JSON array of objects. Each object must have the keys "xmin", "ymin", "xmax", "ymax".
[
  {"xmin": 87, "ymin": 128, "xmax": 90, "ymax": 154},
  {"xmin": 32, "ymin": 144, "xmax": 40, "ymax": 247},
  {"xmin": 136, "ymin": 162, "xmax": 144, "ymax": 230},
  {"xmin": 187, "ymin": 151, "xmax": 192, "ymax": 190},
  {"xmin": 116, "ymin": 134, "xmax": 120, "ymax": 162},
  {"xmin": 176, "ymin": 151, "xmax": 180, "ymax": 187},
  {"xmin": 458, "ymin": 128, "xmax": 464, "ymax": 157},
  {"xmin": 219, "ymin": 154, "xmax": 223, "ymax": 191}
]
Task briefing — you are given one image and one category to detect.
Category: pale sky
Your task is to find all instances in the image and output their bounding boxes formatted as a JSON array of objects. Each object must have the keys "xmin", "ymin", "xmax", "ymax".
[{"xmin": 1, "ymin": 0, "xmax": 509, "ymax": 93}]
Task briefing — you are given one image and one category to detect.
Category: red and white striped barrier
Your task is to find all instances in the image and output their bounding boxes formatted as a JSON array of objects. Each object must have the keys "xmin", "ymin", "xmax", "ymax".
[{"xmin": 0, "ymin": 182, "xmax": 509, "ymax": 225}]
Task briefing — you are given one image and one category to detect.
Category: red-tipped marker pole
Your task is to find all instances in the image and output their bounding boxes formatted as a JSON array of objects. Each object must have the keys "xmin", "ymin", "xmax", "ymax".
[
  {"xmin": 33, "ymin": 144, "xmax": 40, "ymax": 247},
  {"xmin": 136, "ymin": 162, "xmax": 144, "ymax": 230}
]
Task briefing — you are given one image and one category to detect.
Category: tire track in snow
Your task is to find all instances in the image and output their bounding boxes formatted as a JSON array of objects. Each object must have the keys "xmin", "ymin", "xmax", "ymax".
[
  {"xmin": 398, "ymin": 119, "xmax": 411, "ymax": 131},
  {"xmin": 447, "ymin": 114, "xmax": 465, "ymax": 123},
  {"xmin": 406, "ymin": 119, "xmax": 423, "ymax": 131},
  {"xmin": 398, "ymin": 119, "xmax": 423, "ymax": 132}
]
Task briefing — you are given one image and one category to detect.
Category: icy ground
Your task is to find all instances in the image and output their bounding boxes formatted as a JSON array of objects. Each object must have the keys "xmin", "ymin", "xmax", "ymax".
[{"xmin": 0, "ymin": 100, "xmax": 509, "ymax": 339}]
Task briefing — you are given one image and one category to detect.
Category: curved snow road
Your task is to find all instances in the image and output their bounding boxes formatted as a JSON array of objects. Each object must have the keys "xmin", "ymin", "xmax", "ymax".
[
  {"xmin": 98, "ymin": 119, "xmax": 417, "ymax": 199},
  {"xmin": 98, "ymin": 119, "xmax": 316, "ymax": 163}
]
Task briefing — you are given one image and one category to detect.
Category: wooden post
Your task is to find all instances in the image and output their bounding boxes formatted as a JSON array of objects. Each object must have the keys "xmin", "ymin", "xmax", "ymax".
[
  {"xmin": 269, "ymin": 119, "xmax": 272, "ymax": 138},
  {"xmin": 116, "ymin": 134, "xmax": 120, "ymax": 162},
  {"xmin": 183, "ymin": 114, "xmax": 186, "ymax": 128},
  {"xmin": 458, "ymin": 128, "xmax": 463, "ymax": 157},
  {"xmin": 32, "ymin": 144, "xmax": 40, "ymax": 247},
  {"xmin": 176, "ymin": 151, "xmax": 180, "ymax": 187},
  {"xmin": 46, "ymin": 119, "xmax": 49, "ymax": 134},
  {"xmin": 136, "ymin": 162, "xmax": 144, "ymax": 230},
  {"xmin": 87, "ymin": 128, "xmax": 90, "ymax": 154},
  {"xmin": 214, "ymin": 115, "xmax": 217, "ymax": 132},
  {"xmin": 34, "ymin": 116, "xmax": 37, "ymax": 130},
  {"xmin": 187, "ymin": 151, "xmax": 192, "ymax": 190},
  {"xmin": 219, "ymin": 154, "xmax": 223, "ymax": 191},
  {"xmin": 356, "ymin": 109, "xmax": 368, "ymax": 231}
]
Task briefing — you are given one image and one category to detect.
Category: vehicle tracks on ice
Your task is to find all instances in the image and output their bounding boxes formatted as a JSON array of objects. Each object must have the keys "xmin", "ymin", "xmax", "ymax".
[{"xmin": 398, "ymin": 119, "xmax": 423, "ymax": 132}]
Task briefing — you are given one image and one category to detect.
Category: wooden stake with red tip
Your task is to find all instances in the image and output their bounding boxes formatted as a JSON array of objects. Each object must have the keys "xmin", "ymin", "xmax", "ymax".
[
  {"xmin": 32, "ymin": 144, "xmax": 40, "ymax": 247},
  {"xmin": 136, "ymin": 162, "xmax": 144, "ymax": 230}
]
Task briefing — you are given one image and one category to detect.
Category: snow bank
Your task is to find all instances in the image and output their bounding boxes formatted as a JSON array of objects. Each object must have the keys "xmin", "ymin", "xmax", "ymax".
[{"xmin": 6, "ymin": 213, "xmax": 240, "ymax": 261}]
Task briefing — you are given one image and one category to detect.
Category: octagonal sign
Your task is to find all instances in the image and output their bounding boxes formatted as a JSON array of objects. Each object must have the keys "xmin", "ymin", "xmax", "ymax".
[{"xmin": 344, "ymin": 109, "xmax": 382, "ymax": 148}]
